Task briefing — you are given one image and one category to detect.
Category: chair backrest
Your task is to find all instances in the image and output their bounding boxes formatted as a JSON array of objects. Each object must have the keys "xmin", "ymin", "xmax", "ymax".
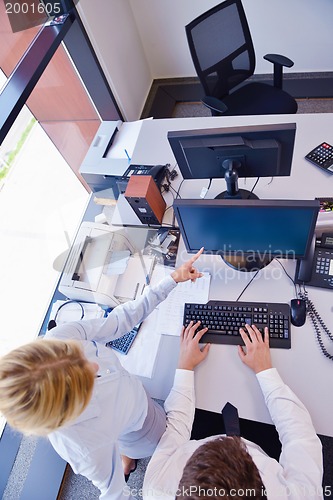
[{"xmin": 185, "ymin": 0, "xmax": 256, "ymax": 99}]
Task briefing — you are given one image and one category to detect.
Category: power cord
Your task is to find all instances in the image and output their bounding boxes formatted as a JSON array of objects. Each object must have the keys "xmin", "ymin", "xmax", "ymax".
[
  {"xmin": 273, "ymin": 258, "xmax": 298, "ymax": 298},
  {"xmin": 247, "ymin": 177, "xmax": 260, "ymax": 198},
  {"xmin": 161, "ymin": 165, "xmax": 178, "ymax": 193},
  {"xmin": 235, "ymin": 268, "xmax": 261, "ymax": 302}
]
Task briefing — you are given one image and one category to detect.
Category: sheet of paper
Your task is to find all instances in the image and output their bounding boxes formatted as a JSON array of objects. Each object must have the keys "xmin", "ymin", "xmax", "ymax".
[
  {"xmin": 113, "ymin": 309, "xmax": 161, "ymax": 379},
  {"xmin": 105, "ymin": 250, "xmax": 131, "ymax": 275},
  {"xmin": 156, "ymin": 271, "xmax": 211, "ymax": 336},
  {"xmin": 105, "ymin": 119, "xmax": 151, "ymax": 160},
  {"xmin": 114, "ymin": 254, "xmax": 154, "ymax": 301}
]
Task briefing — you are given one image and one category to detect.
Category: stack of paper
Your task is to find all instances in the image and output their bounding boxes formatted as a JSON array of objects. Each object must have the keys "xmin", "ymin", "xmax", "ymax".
[{"xmin": 155, "ymin": 271, "xmax": 211, "ymax": 336}]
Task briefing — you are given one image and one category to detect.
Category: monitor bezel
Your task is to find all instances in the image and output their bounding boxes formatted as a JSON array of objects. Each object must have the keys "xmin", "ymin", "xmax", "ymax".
[
  {"xmin": 173, "ymin": 198, "xmax": 320, "ymax": 259},
  {"xmin": 168, "ymin": 122, "xmax": 296, "ymax": 180}
]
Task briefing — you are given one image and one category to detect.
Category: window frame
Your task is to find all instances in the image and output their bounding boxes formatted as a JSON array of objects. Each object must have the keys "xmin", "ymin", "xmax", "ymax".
[{"xmin": 0, "ymin": 5, "xmax": 122, "ymax": 496}]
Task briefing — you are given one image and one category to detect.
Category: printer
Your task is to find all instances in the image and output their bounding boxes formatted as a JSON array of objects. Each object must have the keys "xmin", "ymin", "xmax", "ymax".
[
  {"xmin": 79, "ymin": 121, "xmax": 130, "ymax": 194},
  {"xmin": 58, "ymin": 221, "xmax": 155, "ymax": 308},
  {"xmin": 80, "ymin": 121, "xmax": 168, "ymax": 214}
]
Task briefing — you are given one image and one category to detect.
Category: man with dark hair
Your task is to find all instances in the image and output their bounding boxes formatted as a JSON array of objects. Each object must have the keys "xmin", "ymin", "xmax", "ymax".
[{"xmin": 143, "ymin": 322, "xmax": 323, "ymax": 499}]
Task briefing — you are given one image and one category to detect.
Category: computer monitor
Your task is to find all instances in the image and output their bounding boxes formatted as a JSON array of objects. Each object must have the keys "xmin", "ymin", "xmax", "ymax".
[
  {"xmin": 173, "ymin": 198, "xmax": 320, "ymax": 271},
  {"xmin": 168, "ymin": 123, "xmax": 296, "ymax": 199}
]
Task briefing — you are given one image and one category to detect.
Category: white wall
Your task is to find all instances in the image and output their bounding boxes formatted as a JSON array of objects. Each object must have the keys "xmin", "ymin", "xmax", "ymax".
[
  {"xmin": 77, "ymin": 0, "xmax": 152, "ymax": 121},
  {"xmin": 130, "ymin": 0, "xmax": 333, "ymax": 77},
  {"xmin": 78, "ymin": 0, "xmax": 333, "ymax": 120}
]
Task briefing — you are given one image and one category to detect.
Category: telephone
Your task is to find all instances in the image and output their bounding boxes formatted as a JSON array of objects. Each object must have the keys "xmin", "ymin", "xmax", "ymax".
[{"xmin": 295, "ymin": 232, "xmax": 333, "ymax": 288}]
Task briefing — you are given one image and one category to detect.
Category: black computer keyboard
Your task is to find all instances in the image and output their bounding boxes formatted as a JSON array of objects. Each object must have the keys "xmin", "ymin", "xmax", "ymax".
[{"xmin": 183, "ymin": 300, "xmax": 291, "ymax": 349}]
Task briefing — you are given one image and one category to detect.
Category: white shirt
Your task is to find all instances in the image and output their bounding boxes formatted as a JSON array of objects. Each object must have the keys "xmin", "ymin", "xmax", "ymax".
[
  {"xmin": 45, "ymin": 275, "xmax": 177, "ymax": 500},
  {"xmin": 143, "ymin": 368, "xmax": 323, "ymax": 500}
]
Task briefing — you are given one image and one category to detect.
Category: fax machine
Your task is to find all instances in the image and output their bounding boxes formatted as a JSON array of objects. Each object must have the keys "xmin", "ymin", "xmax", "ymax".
[{"xmin": 58, "ymin": 222, "xmax": 154, "ymax": 308}]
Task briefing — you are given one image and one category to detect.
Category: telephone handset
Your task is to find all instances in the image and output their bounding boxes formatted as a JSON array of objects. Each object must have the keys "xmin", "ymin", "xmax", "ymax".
[{"xmin": 295, "ymin": 232, "xmax": 333, "ymax": 288}]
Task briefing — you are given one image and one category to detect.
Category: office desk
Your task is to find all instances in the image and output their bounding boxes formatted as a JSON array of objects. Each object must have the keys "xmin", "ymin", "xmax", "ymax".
[{"xmin": 129, "ymin": 113, "xmax": 333, "ymax": 438}]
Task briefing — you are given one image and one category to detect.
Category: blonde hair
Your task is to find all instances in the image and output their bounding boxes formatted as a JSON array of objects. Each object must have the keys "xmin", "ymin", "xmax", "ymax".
[{"xmin": 0, "ymin": 338, "xmax": 95, "ymax": 436}]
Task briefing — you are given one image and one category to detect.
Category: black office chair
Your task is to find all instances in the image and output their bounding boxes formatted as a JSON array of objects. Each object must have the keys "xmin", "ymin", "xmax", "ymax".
[{"xmin": 185, "ymin": 0, "xmax": 298, "ymax": 116}]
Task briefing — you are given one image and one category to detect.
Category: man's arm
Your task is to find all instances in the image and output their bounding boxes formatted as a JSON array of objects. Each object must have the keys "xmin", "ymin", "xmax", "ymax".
[
  {"xmin": 46, "ymin": 249, "xmax": 204, "ymax": 344},
  {"xmin": 238, "ymin": 325, "xmax": 323, "ymax": 498},
  {"xmin": 143, "ymin": 321, "xmax": 210, "ymax": 493}
]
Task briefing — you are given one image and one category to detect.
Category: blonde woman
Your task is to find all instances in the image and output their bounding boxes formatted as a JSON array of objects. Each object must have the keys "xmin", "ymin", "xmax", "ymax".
[{"xmin": 0, "ymin": 249, "xmax": 204, "ymax": 500}]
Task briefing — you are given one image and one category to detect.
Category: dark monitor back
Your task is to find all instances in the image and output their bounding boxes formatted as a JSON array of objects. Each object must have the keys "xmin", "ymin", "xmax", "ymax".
[
  {"xmin": 173, "ymin": 198, "xmax": 319, "ymax": 259},
  {"xmin": 168, "ymin": 122, "xmax": 296, "ymax": 180}
]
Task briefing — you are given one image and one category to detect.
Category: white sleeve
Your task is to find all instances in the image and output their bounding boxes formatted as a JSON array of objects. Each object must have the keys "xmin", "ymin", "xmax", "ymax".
[
  {"xmin": 256, "ymin": 368, "xmax": 323, "ymax": 498},
  {"xmin": 45, "ymin": 275, "xmax": 177, "ymax": 344},
  {"xmin": 143, "ymin": 370, "xmax": 195, "ymax": 489}
]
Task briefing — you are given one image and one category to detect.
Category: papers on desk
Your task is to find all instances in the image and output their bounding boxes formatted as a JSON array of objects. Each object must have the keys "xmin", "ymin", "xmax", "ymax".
[
  {"xmin": 105, "ymin": 250, "xmax": 131, "ymax": 275},
  {"xmin": 115, "ymin": 254, "xmax": 155, "ymax": 301},
  {"xmin": 156, "ymin": 270, "xmax": 211, "ymax": 337},
  {"xmin": 112, "ymin": 311, "xmax": 161, "ymax": 379},
  {"xmin": 113, "ymin": 266, "xmax": 210, "ymax": 377}
]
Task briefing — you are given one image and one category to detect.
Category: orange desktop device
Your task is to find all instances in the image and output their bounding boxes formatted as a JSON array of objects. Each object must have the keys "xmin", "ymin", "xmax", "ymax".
[{"xmin": 125, "ymin": 175, "xmax": 166, "ymax": 225}]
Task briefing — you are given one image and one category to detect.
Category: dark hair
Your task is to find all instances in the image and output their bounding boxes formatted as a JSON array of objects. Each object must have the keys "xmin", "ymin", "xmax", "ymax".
[{"xmin": 177, "ymin": 436, "xmax": 267, "ymax": 499}]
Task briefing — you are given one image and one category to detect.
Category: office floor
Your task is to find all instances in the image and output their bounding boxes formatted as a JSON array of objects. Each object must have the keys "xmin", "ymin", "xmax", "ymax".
[
  {"xmin": 171, "ymin": 97, "xmax": 333, "ymax": 118},
  {"xmin": 3, "ymin": 99, "xmax": 333, "ymax": 499}
]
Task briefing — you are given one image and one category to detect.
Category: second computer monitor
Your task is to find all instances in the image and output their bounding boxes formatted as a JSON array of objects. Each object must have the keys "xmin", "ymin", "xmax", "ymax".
[
  {"xmin": 168, "ymin": 122, "xmax": 296, "ymax": 198},
  {"xmin": 173, "ymin": 198, "xmax": 320, "ymax": 271}
]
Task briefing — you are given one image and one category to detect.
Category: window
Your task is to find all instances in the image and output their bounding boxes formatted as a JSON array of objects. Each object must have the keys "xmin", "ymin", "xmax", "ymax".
[{"xmin": 0, "ymin": 3, "xmax": 122, "ymax": 492}]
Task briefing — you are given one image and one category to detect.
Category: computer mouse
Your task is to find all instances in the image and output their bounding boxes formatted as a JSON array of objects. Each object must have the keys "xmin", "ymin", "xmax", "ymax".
[{"xmin": 290, "ymin": 299, "xmax": 307, "ymax": 327}]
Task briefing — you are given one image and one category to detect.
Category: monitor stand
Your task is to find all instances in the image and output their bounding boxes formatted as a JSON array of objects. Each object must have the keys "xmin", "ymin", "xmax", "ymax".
[
  {"xmin": 215, "ymin": 160, "xmax": 271, "ymax": 271},
  {"xmin": 222, "ymin": 254, "xmax": 273, "ymax": 273},
  {"xmin": 215, "ymin": 159, "xmax": 258, "ymax": 200},
  {"xmin": 215, "ymin": 189, "xmax": 258, "ymax": 200}
]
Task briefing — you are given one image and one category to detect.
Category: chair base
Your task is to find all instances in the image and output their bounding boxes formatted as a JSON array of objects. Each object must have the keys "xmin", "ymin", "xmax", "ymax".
[{"xmin": 215, "ymin": 82, "xmax": 298, "ymax": 116}]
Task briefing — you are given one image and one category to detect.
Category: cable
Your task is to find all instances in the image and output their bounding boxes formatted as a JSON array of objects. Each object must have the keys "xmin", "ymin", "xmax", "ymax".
[
  {"xmin": 48, "ymin": 300, "xmax": 85, "ymax": 330},
  {"xmin": 161, "ymin": 164, "xmax": 178, "ymax": 193},
  {"xmin": 164, "ymin": 205, "xmax": 174, "ymax": 214},
  {"xmin": 273, "ymin": 258, "xmax": 298, "ymax": 298},
  {"xmin": 247, "ymin": 177, "xmax": 259, "ymax": 198},
  {"xmin": 169, "ymin": 176, "xmax": 184, "ymax": 227},
  {"xmin": 174, "ymin": 178, "xmax": 184, "ymax": 199},
  {"xmin": 169, "ymin": 184, "xmax": 180, "ymax": 197},
  {"xmin": 298, "ymin": 286, "xmax": 333, "ymax": 361},
  {"xmin": 275, "ymin": 259, "xmax": 333, "ymax": 361},
  {"xmin": 235, "ymin": 268, "xmax": 261, "ymax": 302}
]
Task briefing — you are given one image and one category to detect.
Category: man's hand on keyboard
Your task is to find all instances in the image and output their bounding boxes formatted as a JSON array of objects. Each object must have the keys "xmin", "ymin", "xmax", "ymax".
[
  {"xmin": 171, "ymin": 247, "xmax": 204, "ymax": 283},
  {"xmin": 238, "ymin": 324, "xmax": 272, "ymax": 374},
  {"xmin": 178, "ymin": 320, "xmax": 210, "ymax": 371}
]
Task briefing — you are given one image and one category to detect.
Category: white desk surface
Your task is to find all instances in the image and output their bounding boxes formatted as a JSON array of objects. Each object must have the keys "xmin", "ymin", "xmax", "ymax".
[{"xmin": 129, "ymin": 113, "xmax": 333, "ymax": 438}]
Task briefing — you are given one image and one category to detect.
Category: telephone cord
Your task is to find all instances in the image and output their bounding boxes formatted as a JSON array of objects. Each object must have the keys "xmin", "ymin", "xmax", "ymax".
[{"xmin": 299, "ymin": 289, "xmax": 333, "ymax": 361}]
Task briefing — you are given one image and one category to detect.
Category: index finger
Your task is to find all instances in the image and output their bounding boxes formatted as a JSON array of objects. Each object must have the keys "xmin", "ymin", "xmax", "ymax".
[{"xmin": 189, "ymin": 247, "xmax": 204, "ymax": 264}]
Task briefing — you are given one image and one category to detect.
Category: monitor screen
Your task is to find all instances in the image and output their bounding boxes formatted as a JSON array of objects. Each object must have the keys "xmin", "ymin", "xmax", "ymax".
[
  {"xmin": 167, "ymin": 123, "xmax": 296, "ymax": 180},
  {"xmin": 173, "ymin": 199, "xmax": 320, "ymax": 260}
]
